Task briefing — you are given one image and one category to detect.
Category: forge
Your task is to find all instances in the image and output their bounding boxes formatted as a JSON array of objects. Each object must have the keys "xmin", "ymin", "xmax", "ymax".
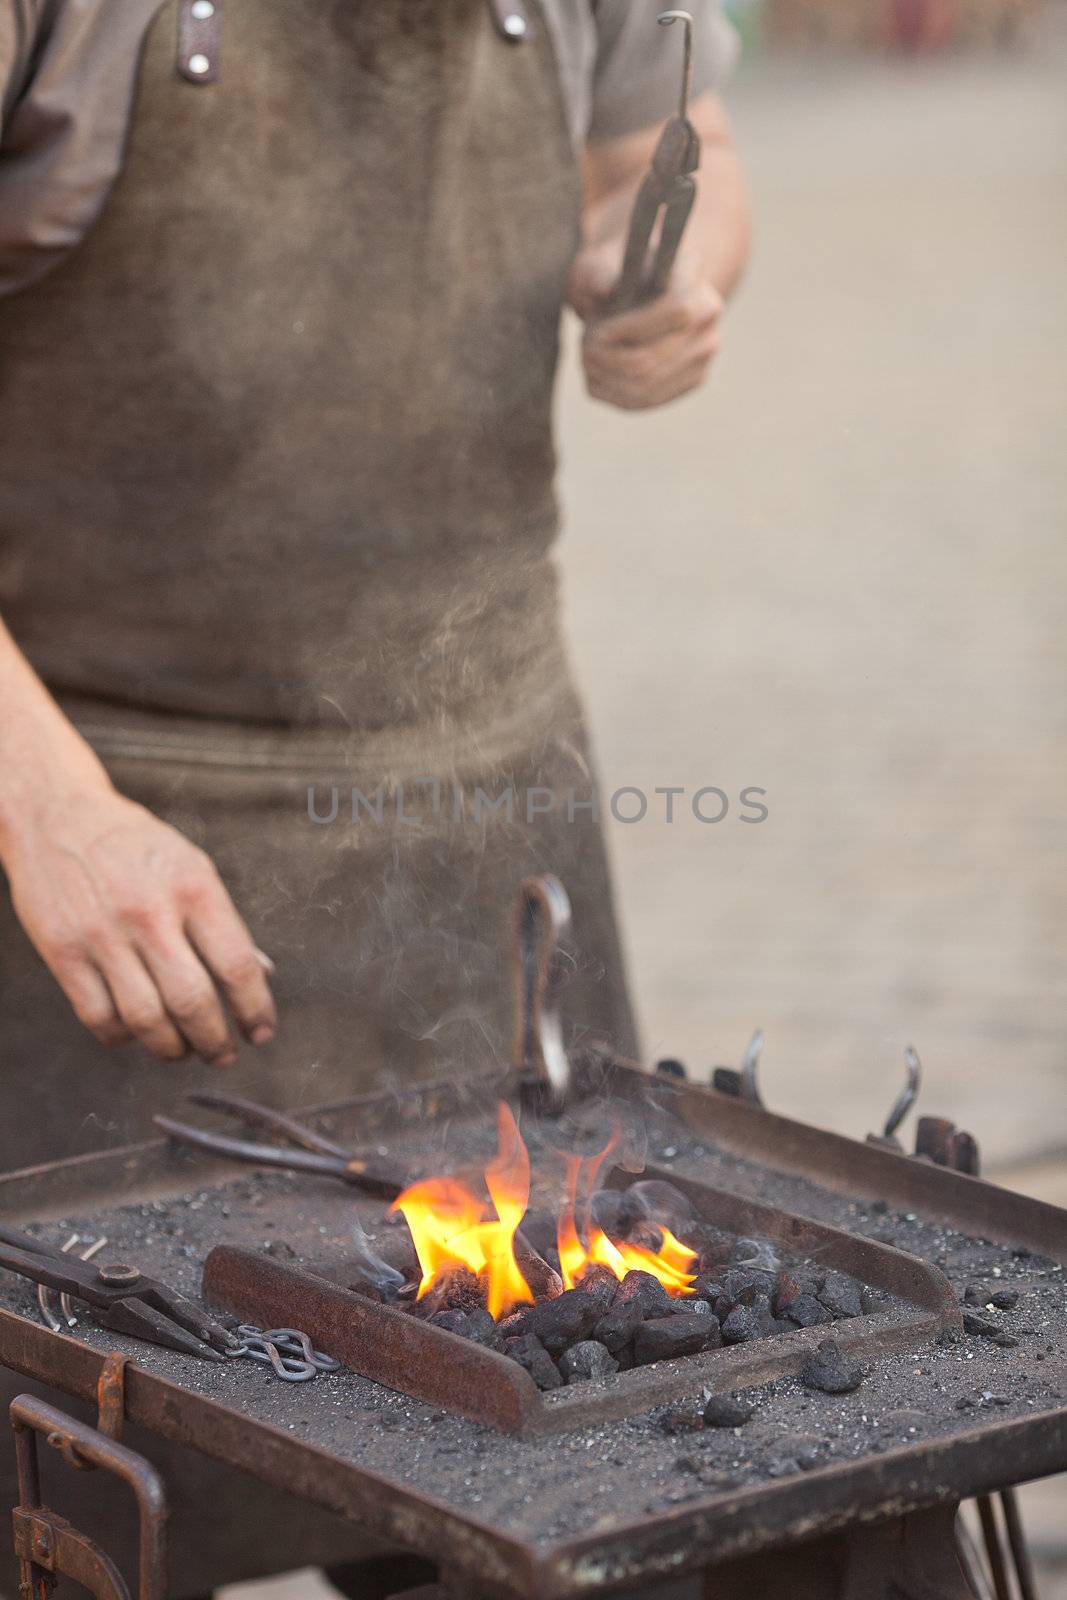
[
  {"xmin": 0, "ymin": 1052, "xmax": 1064, "ymax": 1600},
  {"xmin": 201, "ymin": 1093, "xmax": 959, "ymax": 1436}
]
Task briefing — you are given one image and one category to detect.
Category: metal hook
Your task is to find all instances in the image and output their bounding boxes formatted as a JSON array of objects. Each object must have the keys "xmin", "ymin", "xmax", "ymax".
[
  {"xmin": 740, "ymin": 1028, "xmax": 764, "ymax": 1106},
  {"xmin": 883, "ymin": 1046, "xmax": 922, "ymax": 1140},
  {"xmin": 512, "ymin": 875, "xmax": 572, "ymax": 1108},
  {"xmin": 658, "ymin": 10, "xmax": 694, "ymax": 120}
]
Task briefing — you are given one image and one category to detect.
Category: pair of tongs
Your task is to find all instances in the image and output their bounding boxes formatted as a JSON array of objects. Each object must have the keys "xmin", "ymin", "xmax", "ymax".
[
  {"xmin": 0, "ymin": 1225, "xmax": 238, "ymax": 1360},
  {"xmin": 155, "ymin": 1092, "xmax": 408, "ymax": 1199},
  {"xmin": 608, "ymin": 11, "xmax": 701, "ymax": 315}
]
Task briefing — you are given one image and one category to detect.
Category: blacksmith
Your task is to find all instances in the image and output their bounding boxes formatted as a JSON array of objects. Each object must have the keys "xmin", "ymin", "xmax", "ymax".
[{"xmin": 0, "ymin": 1, "xmax": 749, "ymax": 1587}]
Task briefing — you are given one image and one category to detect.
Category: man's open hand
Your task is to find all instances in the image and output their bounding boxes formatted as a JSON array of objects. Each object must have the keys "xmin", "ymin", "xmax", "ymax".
[
  {"xmin": 567, "ymin": 239, "xmax": 723, "ymax": 411},
  {"xmin": 3, "ymin": 783, "xmax": 276, "ymax": 1065}
]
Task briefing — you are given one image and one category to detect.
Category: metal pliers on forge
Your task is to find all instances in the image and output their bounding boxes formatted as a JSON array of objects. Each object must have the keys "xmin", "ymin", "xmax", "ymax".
[
  {"xmin": 609, "ymin": 11, "xmax": 701, "ymax": 314},
  {"xmin": 155, "ymin": 1090, "xmax": 408, "ymax": 1198},
  {"xmin": 0, "ymin": 1224, "xmax": 240, "ymax": 1361}
]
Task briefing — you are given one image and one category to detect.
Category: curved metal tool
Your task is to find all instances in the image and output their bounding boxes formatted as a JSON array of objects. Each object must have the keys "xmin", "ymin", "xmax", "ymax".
[
  {"xmin": 608, "ymin": 10, "xmax": 700, "ymax": 314},
  {"xmin": 511, "ymin": 875, "xmax": 573, "ymax": 1108},
  {"xmin": 884, "ymin": 1045, "xmax": 922, "ymax": 1140}
]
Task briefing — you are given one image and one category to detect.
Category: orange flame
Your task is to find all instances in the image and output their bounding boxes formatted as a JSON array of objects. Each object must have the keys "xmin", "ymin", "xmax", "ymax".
[
  {"xmin": 390, "ymin": 1102, "xmax": 534, "ymax": 1320},
  {"xmin": 557, "ymin": 1142, "xmax": 697, "ymax": 1297}
]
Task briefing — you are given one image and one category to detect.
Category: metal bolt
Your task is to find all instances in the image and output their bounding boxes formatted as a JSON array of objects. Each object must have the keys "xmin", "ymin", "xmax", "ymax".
[
  {"xmin": 188, "ymin": 52, "xmax": 211, "ymax": 74},
  {"xmin": 191, "ymin": 0, "xmax": 215, "ymax": 16},
  {"xmin": 503, "ymin": 13, "xmax": 527, "ymax": 36},
  {"xmin": 96, "ymin": 1263, "xmax": 141, "ymax": 1287}
]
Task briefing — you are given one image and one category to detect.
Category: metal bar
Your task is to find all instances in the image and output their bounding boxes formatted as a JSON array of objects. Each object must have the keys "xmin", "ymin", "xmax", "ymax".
[
  {"xmin": 977, "ymin": 1495, "xmax": 1013, "ymax": 1600},
  {"xmin": 1000, "ymin": 1488, "xmax": 1039, "ymax": 1600},
  {"xmin": 10, "ymin": 1394, "xmax": 168, "ymax": 1600}
]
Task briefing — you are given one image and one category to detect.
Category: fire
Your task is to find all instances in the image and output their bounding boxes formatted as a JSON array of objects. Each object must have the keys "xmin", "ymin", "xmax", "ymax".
[
  {"xmin": 391, "ymin": 1102, "xmax": 534, "ymax": 1320},
  {"xmin": 390, "ymin": 1102, "xmax": 698, "ymax": 1321},
  {"xmin": 557, "ymin": 1145, "xmax": 698, "ymax": 1297}
]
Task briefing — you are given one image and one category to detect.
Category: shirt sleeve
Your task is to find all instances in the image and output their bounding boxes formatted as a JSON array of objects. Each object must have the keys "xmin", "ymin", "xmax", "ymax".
[
  {"xmin": 1, "ymin": 1, "xmax": 45, "ymax": 128},
  {"xmin": 588, "ymin": 0, "xmax": 741, "ymax": 143}
]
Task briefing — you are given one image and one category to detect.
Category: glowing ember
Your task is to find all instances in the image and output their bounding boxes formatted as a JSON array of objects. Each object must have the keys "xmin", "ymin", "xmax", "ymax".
[{"xmin": 391, "ymin": 1102, "xmax": 534, "ymax": 1319}]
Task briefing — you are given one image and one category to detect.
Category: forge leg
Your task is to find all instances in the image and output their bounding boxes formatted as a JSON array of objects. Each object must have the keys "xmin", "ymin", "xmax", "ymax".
[
  {"xmin": 702, "ymin": 1506, "xmax": 971, "ymax": 1600},
  {"xmin": 840, "ymin": 1507, "xmax": 972, "ymax": 1600}
]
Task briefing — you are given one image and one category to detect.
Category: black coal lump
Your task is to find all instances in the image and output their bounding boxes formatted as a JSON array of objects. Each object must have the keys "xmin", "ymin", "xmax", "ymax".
[
  {"xmin": 633, "ymin": 1312, "xmax": 717, "ymax": 1365},
  {"xmin": 800, "ymin": 1338, "xmax": 864, "ymax": 1394},
  {"xmin": 703, "ymin": 1394, "xmax": 754, "ymax": 1427},
  {"xmin": 574, "ymin": 1263, "xmax": 618, "ymax": 1310},
  {"xmin": 773, "ymin": 1269, "xmax": 823, "ymax": 1316},
  {"xmin": 720, "ymin": 1294, "xmax": 774, "ymax": 1344},
  {"xmin": 559, "ymin": 1340, "xmax": 619, "ymax": 1383},
  {"xmin": 429, "ymin": 1310, "xmax": 471, "ymax": 1336},
  {"xmin": 508, "ymin": 1289, "xmax": 601, "ymax": 1356},
  {"xmin": 672, "ymin": 1298, "xmax": 713, "ymax": 1317},
  {"xmin": 717, "ymin": 1266, "xmax": 777, "ymax": 1308},
  {"xmin": 783, "ymin": 1293, "xmax": 832, "ymax": 1329},
  {"xmin": 818, "ymin": 1270, "xmax": 864, "ymax": 1320},
  {"xmin": 465, "ymin": 1308, "xmax": 500, "ymax": 1346},
  {"xmin": 613, "ymin": 1268, "xmax": 672, "ymax": 1319},
  {"xmin": 502, "ymin": 1333, "xmax": 562, "ymax": 1391},
  {"xmin": 594, "ymin": 1296, "xmax": 646, "ymax": 1354}
]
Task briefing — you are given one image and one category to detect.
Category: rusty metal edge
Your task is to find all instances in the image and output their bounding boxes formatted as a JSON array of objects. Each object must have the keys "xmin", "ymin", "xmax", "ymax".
[
  {"xmin": 613, "ymin": 1067, "xmax": 1067, "ymax": 1262},
  {"xmin": 627, "ymin": 1163, "xmax": 963, "ymax": 1324},
  {"xmin": 0, "ymin": 1307, "xmax": 539, "ymax": 1598},
  {"xmin": 2, "ymin": 1064, "xmax": 1063, "ymax": 1266},
  {"xmin": 202, "ymin": 1248, "xmax": 943, "ymax": 1440},
  {"xmin": 1, "ymin": 1302, "xmax": 1063, "ymax": 1600},
  {"xmin": 535, "ymin": 1409, "xmax": 1067, "ymax": 1599},
  {"xmin": 202, "ymin": 1245, "xmax": 543, "ymax": 1436}
]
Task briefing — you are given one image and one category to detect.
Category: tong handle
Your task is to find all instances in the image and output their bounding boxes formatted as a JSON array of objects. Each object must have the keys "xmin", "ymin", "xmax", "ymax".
[
  {"xmin": 608, "ymin": 114, "xmax": 701, "ymax": 316},
  {"xmin": 186, "ymin": 1090, "xmax": 353, "ymax": 1161}
]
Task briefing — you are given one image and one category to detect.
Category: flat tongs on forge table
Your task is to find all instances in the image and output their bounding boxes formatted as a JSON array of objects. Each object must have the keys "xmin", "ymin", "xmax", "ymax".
[
  {"xmin": 0, "ymin": 1224, "xmax": 239, "ymax": 1361},
  {"xmin": 609, "ymin": 11, "xmax": 701, "ymax": 314},
  {"xmin": 155, "ymin": 1091, "xmax": 408, "ymax": 1198}
]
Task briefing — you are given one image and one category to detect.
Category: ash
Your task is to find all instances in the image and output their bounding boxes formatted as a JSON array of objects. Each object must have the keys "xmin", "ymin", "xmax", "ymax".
[{"xmin": 0, "ymin": 1104, "xmax": 1063, "ymax": 1547}]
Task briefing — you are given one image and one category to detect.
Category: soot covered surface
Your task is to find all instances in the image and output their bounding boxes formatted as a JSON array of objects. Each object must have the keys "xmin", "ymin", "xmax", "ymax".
[{"xmin": 0, "ymin": 1104, "xmax": 1063, "ymax": 1549}]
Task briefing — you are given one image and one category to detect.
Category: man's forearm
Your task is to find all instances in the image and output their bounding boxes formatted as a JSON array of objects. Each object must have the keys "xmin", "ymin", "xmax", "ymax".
[{"xmin": 0, "ymin": 617, "xmax": 112, "ymax": 855}]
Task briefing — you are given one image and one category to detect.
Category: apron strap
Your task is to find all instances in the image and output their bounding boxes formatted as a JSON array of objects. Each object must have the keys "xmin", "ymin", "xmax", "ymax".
[
  {"xmin": 177, "ymin": 0, "xmax": 221, "ymax": 84},
  {"xmin": 177, "ymin": 2, "xmax": 525, "ymax": 78},
  {"xmin": 487, "ymin": 0, "xmax": 531, "ymax": 42}
]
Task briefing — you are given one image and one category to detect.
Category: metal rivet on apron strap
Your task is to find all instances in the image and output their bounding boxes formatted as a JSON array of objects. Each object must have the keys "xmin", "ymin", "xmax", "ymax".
[
  {"xmin": 487, "ymin": 0, "xmax": 531, "ymax": 42},
  {"xmin": 178, "ymin": 0, "xmax": 221, "ymax": 83}
]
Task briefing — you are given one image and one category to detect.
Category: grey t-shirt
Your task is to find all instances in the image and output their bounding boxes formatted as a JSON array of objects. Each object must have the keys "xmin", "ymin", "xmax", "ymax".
[{"xmin": 0, "ymin": 0, "xmax": 738, "ymax": 296}]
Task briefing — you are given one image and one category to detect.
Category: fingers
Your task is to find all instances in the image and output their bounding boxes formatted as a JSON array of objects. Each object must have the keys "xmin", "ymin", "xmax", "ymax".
[
  {"xmin": 55, "ymin": 959, "xmax": 133, "ymax": 1048},
  {"xmin": 565, "ymin": 242, "xmax": 623, "ymax": 322},
  {"xmin": 584, "ymin": 320, "xmax": 720, "ymax": 411},
  {"xmin": 582, "ymin": 273, "xmax": 723, "ymax": 411},
  {"xmin": 185, "ymin": 883, "xmax": 277, "ymax": 1047},
  {"xmin": 136, "ymin": 923, "xmax": 238, "ymax": 1066},
  {"xmin": 101, "ymin": 945, "xmax": 189, "ymax": 1061}
]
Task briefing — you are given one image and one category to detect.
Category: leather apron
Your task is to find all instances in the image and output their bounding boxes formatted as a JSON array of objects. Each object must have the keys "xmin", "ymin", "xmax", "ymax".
[
  {"xmin": 0, "ymin": 4, "xmax": 636, "ymax": 1593},
  {"xmin": 0, "ymin": 0, "xmax": 637, "ymax": 1173}
]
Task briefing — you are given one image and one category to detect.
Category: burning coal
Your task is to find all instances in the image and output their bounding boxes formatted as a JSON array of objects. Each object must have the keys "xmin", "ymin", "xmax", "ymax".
[
  {"xmin": 390, "ymin": 1102, "xmax": 699, "ymax": 1320},
  {"xmin": 370, "ymin": 1100, "xmax": 870, "ymax": 1390}
]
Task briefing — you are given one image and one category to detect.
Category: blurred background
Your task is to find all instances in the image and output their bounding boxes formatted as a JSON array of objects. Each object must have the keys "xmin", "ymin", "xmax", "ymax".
[{"xmin": 555, "ymin": 0, "xmax": 1067, "ymax": 1585}]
